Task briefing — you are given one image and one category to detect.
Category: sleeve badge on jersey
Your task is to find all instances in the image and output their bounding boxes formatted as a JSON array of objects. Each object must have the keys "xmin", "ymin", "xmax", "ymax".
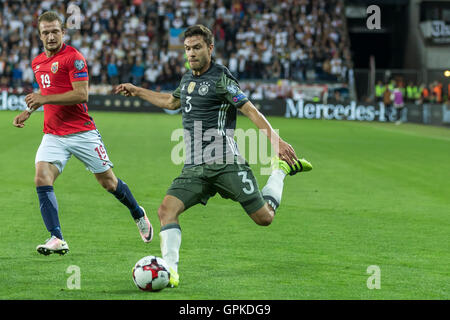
[
  {"xmin": 51, "ymin": 62, "xmax": 59, "ymax": 73},
  {"xmin": 74, "ymin": 59, "xmax": 85, "ymax": 71},
  {"xmin": 227, "ymin": 84, "xmax": 239, "ymax": 95},
  {"xmin": 74, "ymin": 72, "xmax": 88, "ymax": 78},
  {"xmin": 232, "ymin": 93, "xmax": 247, "ymax": 103}
]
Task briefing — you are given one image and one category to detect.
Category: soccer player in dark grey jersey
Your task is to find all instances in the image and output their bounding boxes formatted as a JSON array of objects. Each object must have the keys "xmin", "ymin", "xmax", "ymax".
[{"xmin": 116, "ymin": 25, "xmax": 312, "ymax": 288}]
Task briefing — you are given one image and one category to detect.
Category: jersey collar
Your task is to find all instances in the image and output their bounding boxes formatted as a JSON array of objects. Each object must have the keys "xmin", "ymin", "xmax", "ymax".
[
  {"xmin": 44, "ymin": 43, "xmax": 67, "ymax": 58},
  {"xmin": 192, "ymin": 61, "xmax": 214, "ymax": 78}
]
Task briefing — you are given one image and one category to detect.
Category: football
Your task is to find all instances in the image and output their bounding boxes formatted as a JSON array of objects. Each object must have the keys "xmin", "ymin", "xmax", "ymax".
[{"xmin": 132, "ymin": 256, "xmax": 170, "ymax": 291}]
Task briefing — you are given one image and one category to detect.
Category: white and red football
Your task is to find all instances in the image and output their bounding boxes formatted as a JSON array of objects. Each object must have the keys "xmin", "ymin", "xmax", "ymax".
[{"xmin": 132, "ymin": 256, "xmax": 170, "ymax": 291}]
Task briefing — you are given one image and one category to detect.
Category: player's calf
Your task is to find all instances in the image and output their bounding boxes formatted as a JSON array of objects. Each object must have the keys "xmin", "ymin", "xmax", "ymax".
[
  {"xmin": 95, "ymin": 169, "xmax": 118, "ymax": 192},
  {"xmin": 107, "ymin": 177, "xmax": 146, "ymax": 221}
]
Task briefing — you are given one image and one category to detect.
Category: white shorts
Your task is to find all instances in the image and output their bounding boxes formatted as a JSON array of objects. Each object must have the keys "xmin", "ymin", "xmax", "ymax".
[{"xmin": 35, "ymin": 129, "xmax": 114, "ymax": 174}]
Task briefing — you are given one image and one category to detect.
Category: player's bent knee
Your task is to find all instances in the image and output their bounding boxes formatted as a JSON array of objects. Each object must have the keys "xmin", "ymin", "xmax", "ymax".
[
  {"xmin": 256, "ymin": 215, "xmax": 273, "ymax": 226},
  {"xmin": 35, "ymin": 162, "xmax": 59, "ymax": 186},
  {"xmin": 249, "ymin": 203, "xmax": 274, "ymax": 226},
  {"xmin": 250, "ymin": 211, "xmax": 274, "ymax": 226},
  {"xmin": 95, "ymin": 170, "xmax": 118, "ymax": 192}
]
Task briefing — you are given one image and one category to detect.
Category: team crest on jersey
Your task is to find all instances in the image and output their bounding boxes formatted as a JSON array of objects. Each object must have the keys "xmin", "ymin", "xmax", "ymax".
[
  {"xmin": 187, "ymin": 81, "xmax": 196, "ymax": 94},
  {"xmin": 74, "ymin": 59, "xmax": 85, "ymax": 71},
  {"xmin": 51, "ymin": 62, "xmax": 59, "ymax": 73},
  {"xmin": 198, "ymin": 81, "xmax": 211, "ymax": 96}
]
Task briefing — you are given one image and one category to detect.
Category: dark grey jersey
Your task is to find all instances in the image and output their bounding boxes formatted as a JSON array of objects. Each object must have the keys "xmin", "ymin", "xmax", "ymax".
[{"xmin": 172, "ymin": 63, "xmax": 249, "ymax": 168}]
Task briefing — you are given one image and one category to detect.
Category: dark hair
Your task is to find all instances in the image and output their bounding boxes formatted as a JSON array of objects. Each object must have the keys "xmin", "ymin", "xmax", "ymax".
[
  {"xmin": 184, "ymin": 24, "xmax": 214, "ymax": 46},
  {"xmin": 38, "ymin": 11, "xmax": 64, "ymax": 34}
]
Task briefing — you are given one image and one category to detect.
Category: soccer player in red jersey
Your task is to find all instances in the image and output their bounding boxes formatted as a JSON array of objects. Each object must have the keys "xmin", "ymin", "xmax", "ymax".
[{"xmin": 12, "ymin": 11, "xmax": 153, "ymax": 255}]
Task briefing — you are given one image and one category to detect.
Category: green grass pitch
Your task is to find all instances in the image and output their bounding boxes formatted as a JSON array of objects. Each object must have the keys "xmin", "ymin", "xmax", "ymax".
[{"xmin": 1, "ymin": 111, "xmax": 449, "ymax": 299}]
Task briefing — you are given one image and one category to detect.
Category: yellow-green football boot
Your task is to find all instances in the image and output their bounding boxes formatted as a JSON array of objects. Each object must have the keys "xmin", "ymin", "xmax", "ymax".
[
  {"xmin": 272, "ymin": 156, "xmax": 312, "ymax": 175},
  {"xmin": 167, "ymin": 267, "xmax": 179, "ymax": 288}
]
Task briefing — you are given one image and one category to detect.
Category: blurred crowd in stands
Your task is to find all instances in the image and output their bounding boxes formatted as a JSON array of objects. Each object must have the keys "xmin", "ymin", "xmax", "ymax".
[
  {"xmin": 0, "ymin": 0, "xmax": 351, "ymax": 95},
  {"xmin": 374, "ymin": 80, "xmax": 449, "ymax": 107}
]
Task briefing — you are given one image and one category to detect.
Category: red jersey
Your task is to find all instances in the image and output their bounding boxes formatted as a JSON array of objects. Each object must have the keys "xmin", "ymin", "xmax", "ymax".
[{"xmin": 32, "ymin": 43, "xmax": 96, "ymax": 135}]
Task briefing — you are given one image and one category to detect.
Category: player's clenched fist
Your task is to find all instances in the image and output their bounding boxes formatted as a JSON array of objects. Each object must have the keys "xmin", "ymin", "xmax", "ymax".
[
  {"xmin": 115, "ymin": 83, "xmax": 139, "ymax": 97},
  {"xmin": 13, "ymin": 111, "xmax": 31, "ymax": 128}
]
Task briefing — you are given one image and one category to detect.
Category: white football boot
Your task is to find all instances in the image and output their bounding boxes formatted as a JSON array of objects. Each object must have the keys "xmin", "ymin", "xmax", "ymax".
[
  {"xmin": 36, "ymin": 236, "xmax": 69, "ymax": 256},
  {"xmin": 135, "ymin": 206, "xmax": 153, "ymax": 243}
]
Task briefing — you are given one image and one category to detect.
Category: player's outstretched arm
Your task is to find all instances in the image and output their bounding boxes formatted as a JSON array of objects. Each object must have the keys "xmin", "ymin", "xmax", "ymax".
[
  {"xmin": 239, "ymin": 101, "xmax": 298, "ymax": 166},
  {"xmin": 115, "ymin": 83, "xmax": 180, "ymax": 110}
]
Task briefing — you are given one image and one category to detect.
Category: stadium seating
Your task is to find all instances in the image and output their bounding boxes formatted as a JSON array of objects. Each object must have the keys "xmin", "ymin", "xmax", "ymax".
[{"xmin": 0, "ymin": 0, "xmax": 352, "ymax": 95}]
